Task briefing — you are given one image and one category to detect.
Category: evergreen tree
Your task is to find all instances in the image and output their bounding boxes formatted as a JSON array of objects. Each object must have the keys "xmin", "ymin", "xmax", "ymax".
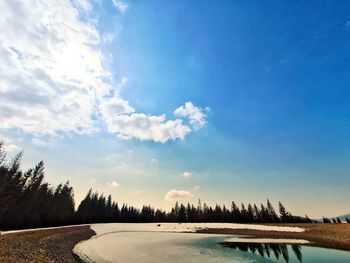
[
  {"xmin": 322, "ymin": 217, "xmax": 331, "ymax": 223},
  {"xmin": 247, "ymin": 204, "xmax": 254, "ymax": 223},
  {"xmin": 178, "ymin": 204, "xmax": 186, "ymax": 222},
  {"xmin": 231, "ymin": 201, "xmax": 241, "ymax": 223},
  {"xmin": 279, "ymin": 202, "xmax": 288, "ymax": 223}
]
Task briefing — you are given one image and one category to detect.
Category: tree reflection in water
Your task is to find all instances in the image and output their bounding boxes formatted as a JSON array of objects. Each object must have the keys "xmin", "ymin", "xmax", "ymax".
[{"xmin": 220, "ymin": 242, "xmax": 302, "ymax": 262}]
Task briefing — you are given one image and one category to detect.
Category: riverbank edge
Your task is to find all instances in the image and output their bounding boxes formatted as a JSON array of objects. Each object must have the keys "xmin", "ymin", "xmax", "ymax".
[{"xmin": 197, "ymin": 223, "xmax": 350, "ymax": 252}]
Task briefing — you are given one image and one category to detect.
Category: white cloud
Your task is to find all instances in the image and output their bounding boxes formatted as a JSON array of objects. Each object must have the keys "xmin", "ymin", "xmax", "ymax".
[
  {"xmin": 0, "ymin": 135, "xmax": 21, "ymax": 153},
  {"xmin": 112, "ymin": 0, "xmax": 128, "ymax": 13},
  {"xmin": 151, "ymin": 158, "xmax": 159, "ymax": 164},
  {"xmin": 164, "ymin": 189, "xmax": 193, "ymax": 201},
  {"xmin": 181, "ymin": 171, "xmax": 192, "ymax": 178},
  {"xmin": 174, "ymin": 102, "xmax": 208, "ymax": 129},
  {"xmin": 107, "ymin": 181, "xmax": 119, "ymax": 187},
  {"xmin": 111, "ymin": 181, "xmax": 119, "ymax": 187},
  {"xmin": 0, "ymin": 1, "xmax": 208, "ymax": 144},
  {"xmin": 99, "ymin": 100, "xmax": 208, "ymax": 143},
  {"xmin": 100, "ymin": 110, "xmax": 192, "ymax": 143}
]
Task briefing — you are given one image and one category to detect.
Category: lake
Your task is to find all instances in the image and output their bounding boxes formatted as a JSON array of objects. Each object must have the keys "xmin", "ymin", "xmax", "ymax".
[{"xmin": 74, "ymin": 232, "xmax": 350, "ymax": 263}]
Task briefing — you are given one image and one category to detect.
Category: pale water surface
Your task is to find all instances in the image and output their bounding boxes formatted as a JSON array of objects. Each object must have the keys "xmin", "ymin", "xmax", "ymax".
[{"xmin": 74, "ymin": 232, "xmax": 350, "ymax": 263}]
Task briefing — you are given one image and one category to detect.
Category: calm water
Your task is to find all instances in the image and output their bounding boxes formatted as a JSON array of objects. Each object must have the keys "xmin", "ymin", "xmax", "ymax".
[{"xmin": 190, "ymin": 236, "xmax": 350, "ymax": 263}]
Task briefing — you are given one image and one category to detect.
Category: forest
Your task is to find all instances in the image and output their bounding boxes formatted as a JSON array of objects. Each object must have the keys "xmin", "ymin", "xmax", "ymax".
[{"xmin": 0, "ymin": 142, "xmax": 348, "ymax": 230}]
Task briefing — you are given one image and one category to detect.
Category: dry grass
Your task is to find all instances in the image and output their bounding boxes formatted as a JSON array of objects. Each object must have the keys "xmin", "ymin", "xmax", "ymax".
[
  {"xmin": 0, "ymin": 225, "xmax": 95, "ymax": 263},
  {"xmin": 198, "ymin": 223, "xmax": 350, "ymax": 251}
]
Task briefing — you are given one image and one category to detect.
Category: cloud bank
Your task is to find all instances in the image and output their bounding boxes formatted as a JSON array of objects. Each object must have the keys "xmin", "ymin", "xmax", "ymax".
[{"xmin": 0, "ymin": 0, "xmax": 208, "ymax": 143}]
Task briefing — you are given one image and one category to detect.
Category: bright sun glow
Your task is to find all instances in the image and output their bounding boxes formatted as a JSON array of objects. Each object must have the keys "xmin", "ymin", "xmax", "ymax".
[{"xmin": 55, "ymin": 45, "xmax": 90, "ymax": 81}]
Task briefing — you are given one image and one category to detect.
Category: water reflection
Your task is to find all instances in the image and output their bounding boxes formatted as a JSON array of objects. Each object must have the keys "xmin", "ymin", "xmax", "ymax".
[{"xmin": 220, "ymin": 242, "xmax": 303, "ymax": 262}]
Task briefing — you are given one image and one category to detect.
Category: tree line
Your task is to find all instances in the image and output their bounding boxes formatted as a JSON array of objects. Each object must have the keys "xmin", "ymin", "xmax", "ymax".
[
  {"xmin": 322, "ymin": 217, "xmax": 350, "ymax": 224},
  {"xmin": 0, "ymin": 143, "xmax": 346, "ymax": 230},
  {"xmin": 76, "ymin": 191, "xmax": 312, "ymax": 224}
]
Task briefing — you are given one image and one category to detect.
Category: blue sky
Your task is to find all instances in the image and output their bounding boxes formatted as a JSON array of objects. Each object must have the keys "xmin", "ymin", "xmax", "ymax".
[{"xmin": 0, "ymin": 0, "xmax": 349, "ymax": 217}]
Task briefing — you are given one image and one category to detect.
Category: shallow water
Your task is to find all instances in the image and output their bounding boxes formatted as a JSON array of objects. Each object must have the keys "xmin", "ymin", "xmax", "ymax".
[
  {"xmin": 191, "ymin": 236, "xmax": 350, "ymax": 263},
  {"xmin": 74, "ymin": 232, "xmax": 350, "ymax": 263}
]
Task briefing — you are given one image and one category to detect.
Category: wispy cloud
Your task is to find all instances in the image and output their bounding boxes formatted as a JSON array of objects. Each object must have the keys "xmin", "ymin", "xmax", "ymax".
[
  {"xmin": 107, "ymin": 181, "xmax": 119, "ymax": 187},
  {"xmin": 102, "ymin": 32, "xmax": 116, "ymax": 44},
  {"xmin": 112, "ymin": 0, "xmax": 128, "ymax": 13},
  {"xmin": 117, "ymin": 76, "xmax": 129, "ymax": 89},
  {"xmin": 181, "ymin": 171, "xmax": 192, "ymax": 178},
  {"xmin": 164, "ymin": 189, "xmax": 193, "ymax": 201},
  {"xmin": 174, "ymin": 102, "xmax": 209, "ymax": 129}
]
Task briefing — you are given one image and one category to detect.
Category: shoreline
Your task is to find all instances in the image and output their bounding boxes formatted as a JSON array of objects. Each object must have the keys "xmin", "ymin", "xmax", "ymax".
[
  {"xmin": 0, "ymin": 225, "xmax": 95, "ymax": 263},
  {"xmin": 197, "ymin": 223, "xmax": 350, "ymax": 252}
]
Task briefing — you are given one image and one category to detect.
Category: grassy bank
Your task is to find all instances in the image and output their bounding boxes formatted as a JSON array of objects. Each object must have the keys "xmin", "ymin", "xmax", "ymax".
[
  {"xmin": 0, "ymin": 225, "xmax": 95, "ymax": 263},
  {"xmin": 198, "ymin": 223, "xmax": 350, "ymax": 251}
]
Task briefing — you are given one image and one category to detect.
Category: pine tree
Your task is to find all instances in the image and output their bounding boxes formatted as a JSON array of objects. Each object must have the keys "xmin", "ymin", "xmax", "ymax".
[
  {"xmin": 178, "ymin": 204, "xmax": 186, "ymax": 222},
  {"xmin": 247, "ymin": 204, "xmax": 254, "ymax": 223},
  {"xmin": 322, "ymin": 217, "xmax": 331, "ymax": 223},
  {"xmin": 231, "ymin": 201, "xmax": 240, "ymax": 223},
  {"xmin": 279, "ymin": 202, "xmax": 288, "ymax": 223},
  {"xmin": 267, "ymin": 199, "xmax": 279, "ymax": 223}
]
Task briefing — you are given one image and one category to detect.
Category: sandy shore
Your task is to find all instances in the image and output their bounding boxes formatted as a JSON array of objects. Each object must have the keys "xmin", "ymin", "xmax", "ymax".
[
  {"xmin": 198, "ymin": 223, "xmax": 350, "ymax": 251},
  {"xmin": 0, "ymin": 225, "xmax": 95, "ymax": 263}
]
